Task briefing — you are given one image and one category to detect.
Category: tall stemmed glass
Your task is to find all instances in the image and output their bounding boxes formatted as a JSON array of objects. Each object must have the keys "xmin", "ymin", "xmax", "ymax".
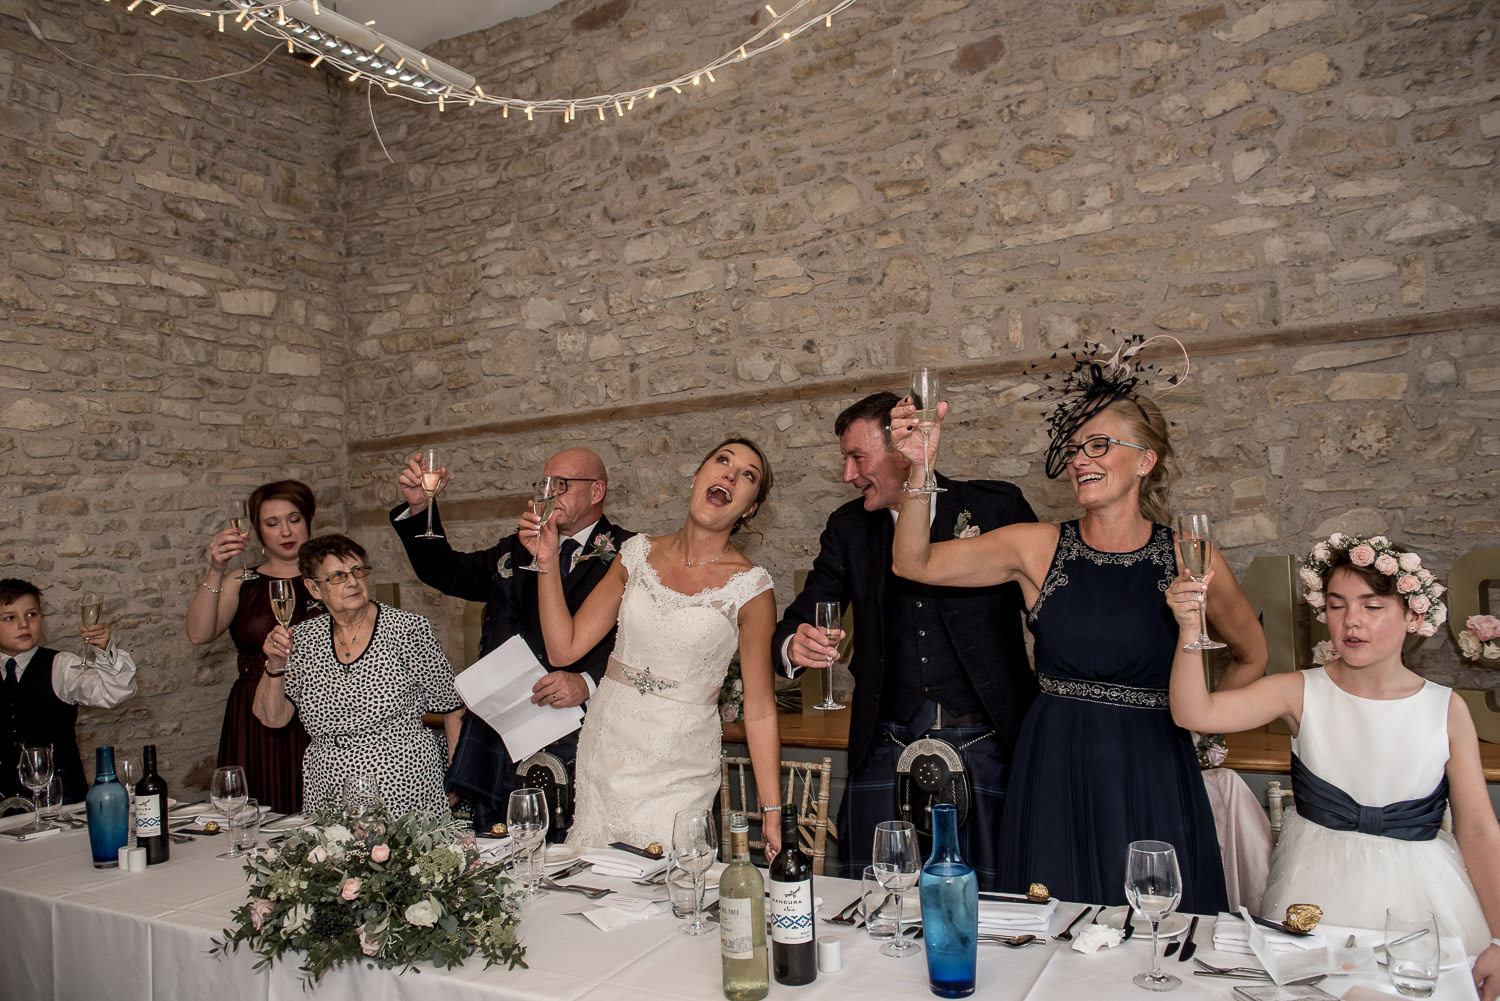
[
  {"xmin": 117, "ymin": 752, "xmax": 140, "ymax": 847},
  {"xmin": 1125, "ymin": 840, "xmax": 1183, "ymax": 992},
  {"xmin": 507, "ymin": 788, "xmax": 549, "ymax": 899},
  {"xmin": 227, "ymin": 500, "xmax": 259, "ymax": 582},
  {"xmin": 672, "ymin": 808, "xmax": 718, "ymax": 936},
  {"xmin": 17, "ymin": 746, "xmax": 56, "ymax": 834},
  {"xmin": 416, "ymin": 448, "xmax": 445, "ymax": 540},
  {"xmin": 812, "ymin": 602, "xmax": 846, "ymax": 711},
  {"xmin": 211, "ymin": 765, "xmax": 250, "ymax": 860},
  {"xmin": 907, "ymin": 367, "xmax": 946, "ymax": 495},
  {"xmin": 79, "ymin": 592, "xmax": 102, "ymax": 666},
  {"xmin": 523, "ymin": 476, "xmax": 563, "ymax": 573},
  {"xmin": 269, "ymin": 579, "xmax": 296, "ymax": 631},
  {"xmin": 873, "ymin": 819, "xmax": 921, "ymax": 957},
  {"xmin": 1177, "ymin": 514, "xmax": 1226, "ymax": 651}
]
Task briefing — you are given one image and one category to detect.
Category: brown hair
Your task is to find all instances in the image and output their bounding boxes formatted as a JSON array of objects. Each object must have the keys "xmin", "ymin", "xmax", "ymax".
[
  {"xmin": 0, "ymin": 579, "xmax": 42, "ymax": 607},
  {"xmin": 834, "ymin": 392, "xmax": 900, "ymax": 449},
  {"xmin": 1105, "ymin": 395, "xmax": 1178, "ymax": 526},
  {"xmin": 1321, "ymin": 548, "xmax": 1403, "ymax": 598},
  {"xmin": 696, "ymin": 438, "xmax": 775, "ymax": 534},
  {"xmin": 248, "ymin": 480, "xmax": 316, "ymax": 547},
  {"xmin": 297, "ymin": 534, "xmax": 367, "ymax": 580}
]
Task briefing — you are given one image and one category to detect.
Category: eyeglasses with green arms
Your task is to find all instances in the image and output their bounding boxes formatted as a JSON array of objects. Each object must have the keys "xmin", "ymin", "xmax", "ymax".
[
  {"xmin": 309, "ymin": 565, "xmax": 374, "ymax": 585},
  {"xmin": 1059, "ymin": 435, "xmax": 1148, "ymax": 465}
]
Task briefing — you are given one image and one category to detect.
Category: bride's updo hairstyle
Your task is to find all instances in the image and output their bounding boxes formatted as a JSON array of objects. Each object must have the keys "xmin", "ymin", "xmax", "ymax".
[{"xmin": 695, "ymin": 437, "xmax": 775, "ymax": 535}]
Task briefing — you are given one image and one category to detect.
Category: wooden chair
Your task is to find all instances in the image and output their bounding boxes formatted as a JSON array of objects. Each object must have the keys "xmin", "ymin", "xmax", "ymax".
[{"xmin": 719, "ymin": 754, "xmax": 835, "ymax": 874}]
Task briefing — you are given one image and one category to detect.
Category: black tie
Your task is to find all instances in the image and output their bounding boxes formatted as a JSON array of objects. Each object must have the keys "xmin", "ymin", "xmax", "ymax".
[
  {"xmin": 559, "ymin": 538, "xmax": 582, "ymax": 575},
  {"xmin": 2, "ymin": 658, "xmax": 15, "ymax": 687}
]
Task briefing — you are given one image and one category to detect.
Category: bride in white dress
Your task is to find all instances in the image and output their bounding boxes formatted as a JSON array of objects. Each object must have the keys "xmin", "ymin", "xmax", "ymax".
[
  {"xmin": 1167, "ymin": 533, "xmax": 1500, "ymax": 1001},
  {"xmin": 531, "ymin": 439, "xmax": 785, "ymax": 857}
]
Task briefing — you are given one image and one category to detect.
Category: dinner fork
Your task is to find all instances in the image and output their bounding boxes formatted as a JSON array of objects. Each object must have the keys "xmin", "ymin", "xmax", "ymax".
[
  {"xmin": 824, "ymin": 895, "xmax": 865, "ymax": 925},
  {"xmin": 540, "ymin": 878, "xmax": 612, "ymax": 899},
  {"xmin": 1054, "ymin": 906, "xmax": 1092, "ymax": 942},
  {"xmin": 1193, "ymin": 959, "xmax": 1268, "ymax": 976}
]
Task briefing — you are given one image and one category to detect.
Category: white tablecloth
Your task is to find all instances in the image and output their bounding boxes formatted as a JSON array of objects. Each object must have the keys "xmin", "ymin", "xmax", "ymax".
[{"xmin": 0, "ymin": 814, "xmax": 1479, "ymax": 1001}]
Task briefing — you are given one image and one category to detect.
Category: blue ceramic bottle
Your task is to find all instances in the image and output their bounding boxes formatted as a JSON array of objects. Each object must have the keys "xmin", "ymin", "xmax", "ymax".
[
  {"xmin": 918, "ymin": 803, "xmax": 978, "ymax": 998},
  {"xmin": 85, "ymin": 745, "xmax": 129, "ymax": 868}
]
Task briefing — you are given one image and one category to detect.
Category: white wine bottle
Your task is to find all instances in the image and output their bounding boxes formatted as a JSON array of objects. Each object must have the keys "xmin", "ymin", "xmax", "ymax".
[{"xmin": 719, "ymin": 813, "xmax": 768, "ymax": 1001}]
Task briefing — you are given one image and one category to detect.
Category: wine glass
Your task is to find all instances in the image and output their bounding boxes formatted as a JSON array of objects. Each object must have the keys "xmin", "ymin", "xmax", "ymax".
[
  {"xmin": 873, "ymin": 819, "xmax": 921, "ymax": 957},
  {"xmin": 522, "ymin": 476, "xmax": 563, "ymax": 573},
  {"xmin": 1125, "ymin": 839, "xmax": 1183, "ymax": 991},
  {"xmin": 17, "ymin": 745, "xmax": 55, "ymax": 834},
  {"xmin": 269, "ymin": 579, "xmax": 296, "ymax": 630},
  {"xmin": 342, "ymin": 773, "xmax": 383, "ymax": 816},
  {"xmin": 907, "ymin": 367, "xmax": 946, "ymax": 495},
  {"xmin": 79, "ymin": 592, "xmax": 102, "ymax": 666},
  {"xmin": 812, "ymin": 602, "xmax": 846, "ymax": 711},
  {"xmin": 210, "ymin": 765, "xmax": 250, "ymax": 860},
  {"xmin": 117, "ymin": 752, "xmax": 140, "ymax": 847},
  {"xmin": 1176, "ymin": 514, "xmax": 1226, "ymax": 651},
  {"xmin": 416, "ymin": 448, "xmax": 444, "ymax": 540},
  {"xmin": 507, "ymin": 788, "xmax": 549, "ymax": 899},
  {"xmin": 227, "ymin": 500, "xmax": 259, "ymax": 582},
  {"xmin": 672, "ymin": 808, "xmax": 717, "ymax": 936}
]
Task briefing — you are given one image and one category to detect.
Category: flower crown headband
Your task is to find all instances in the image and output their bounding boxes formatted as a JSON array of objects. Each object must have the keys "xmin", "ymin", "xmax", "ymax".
[
  {"xmin": 1298, "ymin": 533, "xmax": 1447, "ymax": 637},
  {"xmin": 1029, "ymin": 333, "xmax": 1190, "ymax": 479}
]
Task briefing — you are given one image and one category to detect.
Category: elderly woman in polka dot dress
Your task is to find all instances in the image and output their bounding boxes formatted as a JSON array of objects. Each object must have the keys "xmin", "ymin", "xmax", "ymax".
[{"xmin": 255, "ymin": 534, "xmax": 463, "ymax": 817}]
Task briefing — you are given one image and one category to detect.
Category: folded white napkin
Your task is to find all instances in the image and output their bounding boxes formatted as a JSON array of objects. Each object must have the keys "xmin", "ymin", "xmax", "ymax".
[
  {"xmin": 195, "ymin": 803, "xmax": 273, "ymax": 826},
  {"xmin": 1212, "ymin": 912, "xmax": 1325, "ymax": 956},
  {"xmin": 475, "ymin": 836, "xmax": 515, "ymax": 860},
  {"xmin": 579, "ymin": 897, "xmax": 671, "ymax": 931},
  {"xmin": 978, "ymin": 897, "xmax": 1058, "ymax": 932},
  {"xmin": 581, "ymin": 848, "xmax": 670, "ymax": 879}
]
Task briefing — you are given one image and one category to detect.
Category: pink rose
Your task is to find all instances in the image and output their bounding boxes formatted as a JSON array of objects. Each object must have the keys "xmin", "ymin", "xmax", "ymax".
[
  {"xmin": 1409, "ymin": 594, "xmax": 1431, "ymax": 614},
  {"xmin": 1396, "ymin": 574, "xmax": 1420, "ymax": 594},
  {"xmin": 1398, "ymin": 552, "xmax": 1422, "ymax": 571},
  {"xmin": 1329, "ymin": 532, "xmax": 1347, "ymax": 547},
  {"xmin": 370, "ymin": 843, "xmax": 390, "ymax": 863},
  {"xmin": 308, "ymin": 846, "xmax": 327, "ymax": 864},
  {"xmin": 1417, "ymin": 621, "xmax": 1438, "ymax": 637},
  {"xmin": 341, "ymin": 878, "xmax": 361, "ymax": 901},
  {"xmin": 1312, "ymin": 542, "xmax": 1331, "ymax": 562},
  {"xmin": 719, "ymin": 703, "xmax": 739, "ymax": 722},
  {"xmin": 1374, "ymin": 554, "xmax": 1399, "ymax": 575},
  {"xmin": 959, "ymin": 525, "xmax": 981, "ymax": 539},
  {"xmin": 1349, "ymin": 544, "xmax": 1376, "ymax": 566},
  {"xmin": 1466, "ymin": 614, "xmax": 1500, "ymax": 643},
  {"xmin": 249, "ymin": 898, "xmax": 273, "ymax": 931},
  {"xmin": 359, "ymin": 925, "xmax": 381, "ymax": 957},
  {"xmin": 1299, "ymin": 567, "xmax": 1322, "ymax": 590},
  {"xmin": 1305, "ymin": 590, "xmax": 1325, "ymax": 608}
]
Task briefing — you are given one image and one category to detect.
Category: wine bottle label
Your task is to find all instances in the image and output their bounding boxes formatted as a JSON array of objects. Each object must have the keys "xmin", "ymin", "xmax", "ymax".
[
  {"xmin": 135, "ymin": 795, "xmax": 163, "ymax": 838},
  {"xmin": 769, "ymin": 879, "xmax": 813, "ymax": 944},
  {"xmin": 719, "ymin": 896, "xmax": 755, "ymax": 960}
]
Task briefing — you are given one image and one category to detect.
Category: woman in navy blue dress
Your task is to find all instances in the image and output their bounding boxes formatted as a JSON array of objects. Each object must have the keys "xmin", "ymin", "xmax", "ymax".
[{"xmin": 890, "ymin": 345, "xmax": 1266, "ymax": 913}]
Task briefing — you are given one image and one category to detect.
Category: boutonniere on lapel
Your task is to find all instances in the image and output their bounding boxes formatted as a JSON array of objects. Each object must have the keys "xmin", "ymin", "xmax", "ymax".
[
  {"xmin": 953, "ymin": 510, "xmax": 981, "ymax": 539},
  {"xmin": 573, "ymin": 532, "xmax": 619, "ymax": 573},
  {"xmin": 496, "ymin": 551, "xmax": 514, "ymax": 580}
]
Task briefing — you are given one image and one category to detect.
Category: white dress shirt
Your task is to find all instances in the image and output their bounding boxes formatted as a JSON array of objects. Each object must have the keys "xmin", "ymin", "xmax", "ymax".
[{"xmin": 6, "ymin": 644, "xmax": 138, "ymax": 708}]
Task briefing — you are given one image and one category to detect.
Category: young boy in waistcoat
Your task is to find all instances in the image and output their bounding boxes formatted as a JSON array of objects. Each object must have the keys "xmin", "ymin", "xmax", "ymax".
[{"xmin": 0, "ymin": 579, "xmax": 137, "ymax": 805}]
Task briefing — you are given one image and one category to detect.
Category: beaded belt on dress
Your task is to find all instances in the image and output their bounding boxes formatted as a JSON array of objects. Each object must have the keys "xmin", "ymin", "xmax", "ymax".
[
  {"xmin": 1036, "ymin": 673, "xmax": 1170, "ymax": 710},
  {"xmin": 605, "ymin": 656, "xmax": 720, "ymax": 706}
]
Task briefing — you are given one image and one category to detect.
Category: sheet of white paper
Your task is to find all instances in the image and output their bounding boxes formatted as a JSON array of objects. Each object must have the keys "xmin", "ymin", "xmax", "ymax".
[{"xmin": 453, "ymin": 635, "xmax": 583, "ymax": 761}]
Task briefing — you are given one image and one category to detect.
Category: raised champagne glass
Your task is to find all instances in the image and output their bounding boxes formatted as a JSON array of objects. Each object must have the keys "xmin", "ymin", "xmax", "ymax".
[
  {"xmin": 269, "ymin": 579, "xmax": 296, "ymax": 631},
  {"xmin": 416, "ymin": 448, "xmax": 444, "ymax": 540},
  {"xmin": 1177, "ymin": 514, "xmax": 1226, "ymax": 651},
  {"xmin": 227, "ymin": 500, "xmax": 259, "ymax": 582},
  {"xmin": 812, "ymin": 602, "xmax": 846, "ymax": 711},
  {"xmin": 80, "ymin": 592, "xmax": 102, "ymax": 667},
  {"xmin": 522, "ymin": 476, "xmax": 563, "ymax": 572},
  {"xmin": 908, "ymin": 367, "xmax": 946, "ymax": 495}
]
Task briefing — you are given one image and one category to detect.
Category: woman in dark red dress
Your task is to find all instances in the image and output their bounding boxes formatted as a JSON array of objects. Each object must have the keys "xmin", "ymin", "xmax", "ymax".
[{"xmin": 186, "ymin": 481, "xmax": 319, "ymax": 813}]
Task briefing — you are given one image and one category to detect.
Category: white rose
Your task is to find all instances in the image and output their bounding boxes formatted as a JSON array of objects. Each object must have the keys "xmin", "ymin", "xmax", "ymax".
[
  {"xmin": 1312, "ymin": 543, "xmax": 1331, "ymax": 561},
  {"xmin": 1459, "ymin": 631, "xmax": 1481, "ymax": 660},
  {"xmin": 1299, "ymin": 567, "xmax": 1322, "ymax": 589},
  {"xmin": 1370, "ymin": 535, "xmax": 1389, "ymax": 547},
  {"xmin": 1398, "ymin": 552, "xmax": 1421, "ymax": 571},
  {"xmin": 1306, "ymin": 590, "xmax": 1325, "ymax": 608},
  {"xmin": 284, "ymin": 903, "xmax": 314, "ymax": 934},
  {"xmin": 323, "ymin": 824, "xmax": 353, "ymax": 845},
  {"xmin": 1328, "ymin": 532, "xmax": 1346, "ymax": 547},
  {"xmin": 405, "ymin": 899, "xmax": 441, "ymax": 927},
  {"xmin": 1312, "ymin": 640, "xmax": 1333, "ymax": 666},
  {"xmin": 1484, "ymin": 642, "xmax": 1500, "ymax": 662}
]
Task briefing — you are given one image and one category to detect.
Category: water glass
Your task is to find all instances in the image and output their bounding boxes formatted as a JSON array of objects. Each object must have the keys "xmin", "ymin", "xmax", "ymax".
[
  {"xmin": 1385, "ymin": 907, "xmax": 1440, "ymax": 998},
  {"xmin": 36, "ymin": 774, "xmax": 64, "ymax": 825},
  {"xmin": 861, "ymin": 865, "xmax": 899, "ymax": 941},
  {"xmin": 667, "ymin": 863, "xmax": 707, "ymax": 918},
  {"xmin": 234, "ymin": 799, "xmax": 261, "ymax": 854}
]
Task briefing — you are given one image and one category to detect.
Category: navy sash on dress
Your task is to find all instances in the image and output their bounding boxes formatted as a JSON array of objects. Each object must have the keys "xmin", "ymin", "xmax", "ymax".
[{"xmin": 1290, "ymin": 752, "xmax": 1447, "ymax": 841}]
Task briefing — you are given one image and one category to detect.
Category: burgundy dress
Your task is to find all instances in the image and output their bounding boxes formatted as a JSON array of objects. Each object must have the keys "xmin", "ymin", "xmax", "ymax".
[{"xmin": 216, "ymin": 574, "xmax": 318, "ymax": 813}]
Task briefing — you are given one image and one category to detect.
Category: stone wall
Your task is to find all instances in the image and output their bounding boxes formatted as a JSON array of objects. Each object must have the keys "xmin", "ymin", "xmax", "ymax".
[{"xmin": 1, "ymin": 0, "xmax": 1497, "ymax": 796}]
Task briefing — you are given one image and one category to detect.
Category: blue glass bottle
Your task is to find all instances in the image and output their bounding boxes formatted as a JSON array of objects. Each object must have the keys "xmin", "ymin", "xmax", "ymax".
[
  {"xmin": 85, "ymin": 745, "xmax": 129, "ymax": 868},
  {"xmin": 919, "ymin": 802, "xmax": 978, "ymax": 998}
]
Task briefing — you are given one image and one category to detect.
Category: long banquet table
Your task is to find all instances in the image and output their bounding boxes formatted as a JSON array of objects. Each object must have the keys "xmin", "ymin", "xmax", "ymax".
[{"xmin": 0, "ymin": 811, "xmax": 1480, "ymax": 1001}]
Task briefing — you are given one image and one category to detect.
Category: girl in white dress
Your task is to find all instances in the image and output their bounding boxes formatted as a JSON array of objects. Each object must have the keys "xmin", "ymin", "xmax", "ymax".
[
  {"xmin": 531, "ymin": 439, "xmax": 784, "ymax": 857},
  {"xmin": 1167, "ymin": 533, "xmax": 1500, "ymax": 1001}
]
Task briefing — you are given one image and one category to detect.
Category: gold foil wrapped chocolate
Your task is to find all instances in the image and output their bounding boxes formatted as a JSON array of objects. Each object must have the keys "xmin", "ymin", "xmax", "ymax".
[
  {"xmin": 203, "ymin": 821, "xmax": 220, "ymax": 834},
  {"xmin": 1284, "ymin": 903, "xmax": 1323, "ymax": 933},
  {"xmin": 1027, "ymin": 882, "xmax": 1050, "ymax": 902},
  {"xmin": 490, "ymin": 822, "xmax": 508, "ymax": 838},
  {"xmin": 645, "ymin": 841, "xmax": 664, "ymax": 858}
]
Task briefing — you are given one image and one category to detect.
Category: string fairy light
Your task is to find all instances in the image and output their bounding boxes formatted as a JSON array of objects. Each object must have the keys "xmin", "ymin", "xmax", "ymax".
[{"xmin": 89, "ymin": 0, "xmax": 861, "ymax": 121}]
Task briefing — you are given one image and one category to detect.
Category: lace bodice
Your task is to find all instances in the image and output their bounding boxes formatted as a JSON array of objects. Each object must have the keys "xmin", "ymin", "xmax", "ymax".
[{"xmin": 610, "ymin": 535, "xmax": 773, "ymax": 686}]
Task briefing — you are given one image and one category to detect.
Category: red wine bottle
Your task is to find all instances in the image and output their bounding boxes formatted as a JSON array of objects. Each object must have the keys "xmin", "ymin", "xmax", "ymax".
[
  {"xmin": 134, "ymin": 744, "xmax": 170, "ymax": 865},
  {"xmin": 769, "ymin": 809, "xmax": 816, "ymax": 985}
]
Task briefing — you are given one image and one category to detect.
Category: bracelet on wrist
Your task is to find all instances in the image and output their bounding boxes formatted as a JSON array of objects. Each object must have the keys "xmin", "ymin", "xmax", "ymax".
[
  {"xmin": 263, "ymin": 659, "xmax": 287, "ymax": 678},
  {"xmin": 200, "ymin": 581, "xmax": 223, "ymax": 593},
  {"xmin": 761, "ymin": 804, "xmax": 782, "ymax": 813}
]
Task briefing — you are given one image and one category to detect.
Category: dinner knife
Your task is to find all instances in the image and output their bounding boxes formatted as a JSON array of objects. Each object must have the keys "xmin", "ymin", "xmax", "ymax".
[
  {"xmin": 1121, "ymin": 912, "xmax": 1135, "ymax": 941},
  {"xmin": 1176, "ymin": 915, "xmax": 1200, "ymax": 961}
]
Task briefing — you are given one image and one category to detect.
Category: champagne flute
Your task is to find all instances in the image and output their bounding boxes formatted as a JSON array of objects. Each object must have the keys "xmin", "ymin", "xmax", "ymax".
[
  {"xmin": 416, "ymin": 448, "xmax": 445, "ymax": 540},
  {"xmin": 522, "ymin": 476, "xmax": 563, "ymax": 572},
  {"xmin": 907, "ymin": 367, "xmax": 946, "ymax": 495},
  {"xmin": 79, "ymin": 592, "xmax": 102, "ymax": 667},
  {"xmin": 671, "ymin": 808, "xmax": 717, "ymax": 936},
  {"xmin": 812, "ymin": 602, "xmax": 846, "ymax": 711},
  {"xmin": 210, "ymin": 765, "xmax": 250, "ymax": 860},
  {"xmin": 18, "ymin": 745, "xmax": 55, "ymax": 834},
  {"xmin": 1177, "ymin": 514, "xmax": 1226, "ymax": 651},
  {"xmin": 117, "ymin": 752, "xmax": 140, "ymax": 847},
  {"xmin": 227, "ymin": 500, "xmax": 259, "ymax": 582},
  {"xmin": 269, "ymin": 579, "xmax": 296, "ymax": 630},
  {"xmin": 873, "ymin": 819, "xmax": 921, "ymax": 957},
  {"xmin": 507, "ymin": 788, "xmax": 549, "ymax": 899},
  {"xmin": 1125, "ymin": 840, "xmax": 1183, "ymax": 991}
]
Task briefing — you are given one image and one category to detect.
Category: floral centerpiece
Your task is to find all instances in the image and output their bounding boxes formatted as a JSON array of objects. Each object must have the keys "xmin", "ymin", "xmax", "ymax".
[
  {"xmin": 213, "ymin": 806, "xmax": 526, "ymax": 987},
  {"xmin": 1458, "ymin": 614, "xmax": 1500, "ymax": 663}
]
